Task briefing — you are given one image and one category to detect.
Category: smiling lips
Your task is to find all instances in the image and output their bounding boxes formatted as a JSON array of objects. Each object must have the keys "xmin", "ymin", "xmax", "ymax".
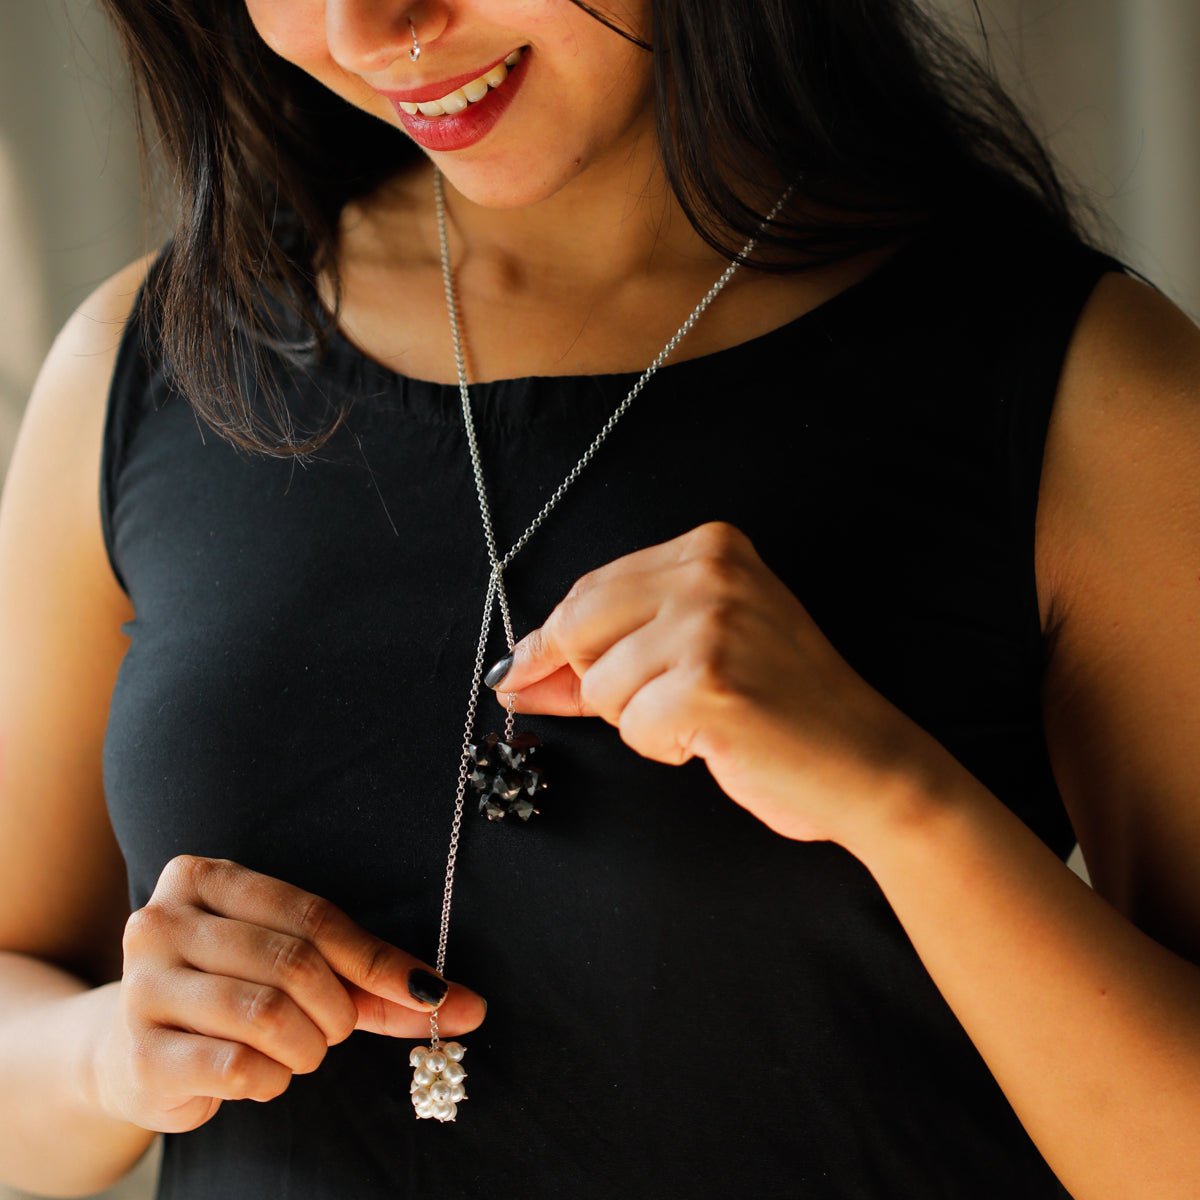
[
  {"xmin": 395, "ymin": 48, "xmax": 523, "ymax": 116},
  {"xmin": 377, "ymin": 47, "xmax": 529, "ymax": 152}
]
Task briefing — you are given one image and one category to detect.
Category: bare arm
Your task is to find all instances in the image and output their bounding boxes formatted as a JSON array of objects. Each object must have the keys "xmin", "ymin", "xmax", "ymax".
[
  {"xmin": 0, "ymin": 257, "xmax": 157, "ymax": 1194},
  {"xmin": 854, "ymin": 273, "xmax": 1200, "ymax": 1198}
]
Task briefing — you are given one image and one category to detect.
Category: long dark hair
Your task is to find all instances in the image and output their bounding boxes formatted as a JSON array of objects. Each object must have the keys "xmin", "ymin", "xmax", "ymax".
[{"xmin": 101, "ymin": 0, "xmax": 1084, "ymax": 454}]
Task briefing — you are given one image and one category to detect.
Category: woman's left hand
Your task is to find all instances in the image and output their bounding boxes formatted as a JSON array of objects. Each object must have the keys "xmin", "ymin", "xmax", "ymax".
[{"xmin": 492, "ymin": 522, "xmax": 948, "ymax": 848}]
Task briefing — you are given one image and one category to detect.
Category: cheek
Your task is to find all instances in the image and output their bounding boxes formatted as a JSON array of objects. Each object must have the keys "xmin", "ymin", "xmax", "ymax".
[
  {"xmin": 242, "ymin": 0, "xmax": 330, "ymax": 70},
  {"xmin": 242, "ymin": 0, "xmax": 386, "ymax": 120}
]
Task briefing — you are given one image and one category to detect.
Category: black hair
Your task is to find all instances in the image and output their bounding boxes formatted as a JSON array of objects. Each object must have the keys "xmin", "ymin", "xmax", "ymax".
[{"xmin": 99, "ymin": 0, "xmax": 1085, "ymax": 453}]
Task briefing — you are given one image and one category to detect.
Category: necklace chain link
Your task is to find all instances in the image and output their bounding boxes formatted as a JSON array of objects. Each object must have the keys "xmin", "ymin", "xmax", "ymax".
[{"xmin": 427, "ymin": 170, "xmax": 789, "ymax": 1032}]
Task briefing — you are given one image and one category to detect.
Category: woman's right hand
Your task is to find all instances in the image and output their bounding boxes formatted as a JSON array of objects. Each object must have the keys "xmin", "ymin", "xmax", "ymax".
[{"xmin": 94, "ymin": 855, "xmax": 485, "ymax": 1134}]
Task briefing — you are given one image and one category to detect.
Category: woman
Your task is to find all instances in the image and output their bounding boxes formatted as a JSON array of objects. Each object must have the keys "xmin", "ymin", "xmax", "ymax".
[{"xmin": 1, "ymin": 0, "xmax": 1199, "ymax": 1196}]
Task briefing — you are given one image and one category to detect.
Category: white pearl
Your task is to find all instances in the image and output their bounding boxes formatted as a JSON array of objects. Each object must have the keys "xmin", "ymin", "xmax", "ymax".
[
  {"xmin": 449, "ymin": 1083, "xmax": 466, "ymax": 1102},
  {"xmin": 443, "ymin": 1042, "xmax": 466, "ymax": 1062},
  {"xmin": 408, "ymin": 1046, "xmax": 429, "ymax": 1069},
  {"xmin": 411, "ymin": 1086, "xmax": 432, "ymax": 1107},
  {"xmin": 442, "ymin": 1061, "xmax": 466, "ymax": 1085},
  {"xmin": 425, "ymin": 1052, "xmax": 447, "ymax": 1074},
  {"xmin": 432, "ymin": 1100, "xmax": 454, "ymax": 1121},
  {"xmin": 429, "ymin": 1081, "xmax": 450, "ymax": 1103},
  {"xmin": 413, "ymin": 1066, "xmax": 434, "ymax": 1087}
]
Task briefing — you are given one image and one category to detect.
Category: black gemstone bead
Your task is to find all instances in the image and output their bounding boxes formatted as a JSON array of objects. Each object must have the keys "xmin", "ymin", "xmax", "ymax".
[{"xmin": 467, "ymin": 732, "xmax": 546, "ymax": 821}]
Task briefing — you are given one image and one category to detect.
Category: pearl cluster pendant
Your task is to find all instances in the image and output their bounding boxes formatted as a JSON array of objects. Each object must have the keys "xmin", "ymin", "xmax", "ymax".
[{"xmin": 410, "ymin": 1042, "xmax": 467, "ymax": 1122}]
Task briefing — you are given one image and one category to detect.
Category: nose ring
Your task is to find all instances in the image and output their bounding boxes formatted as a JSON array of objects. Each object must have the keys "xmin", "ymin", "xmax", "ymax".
[{"xmin": 408, "ymin": 18, "xmax": 421, "ymax": 62}]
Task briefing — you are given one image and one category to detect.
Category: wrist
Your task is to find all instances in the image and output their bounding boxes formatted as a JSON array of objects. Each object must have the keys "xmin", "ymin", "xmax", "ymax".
[
  {"xmin": 70, "ymin": 982, "xmax": 130, "ymax": 1125},
  {"xmin": 838, "ymin": 721, "xmax": 978, "ymax": 869}
]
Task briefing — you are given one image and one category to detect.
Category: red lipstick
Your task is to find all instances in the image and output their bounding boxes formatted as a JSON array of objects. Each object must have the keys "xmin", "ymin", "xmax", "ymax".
[{"xmin": 377, "ymin": 50, "xmax": 530, "ymax": 153}]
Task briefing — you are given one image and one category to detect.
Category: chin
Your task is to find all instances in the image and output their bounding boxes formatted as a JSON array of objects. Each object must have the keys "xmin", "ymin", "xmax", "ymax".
[{"xmin": 432, "ymin": 154, "xmax": 592, "ymax": 210}]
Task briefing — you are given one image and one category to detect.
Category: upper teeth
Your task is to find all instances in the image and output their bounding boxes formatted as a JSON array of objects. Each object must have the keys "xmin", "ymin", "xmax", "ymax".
[{"xmin": 399, "ymin": 49, "xmax": 523, "ymax": 117}]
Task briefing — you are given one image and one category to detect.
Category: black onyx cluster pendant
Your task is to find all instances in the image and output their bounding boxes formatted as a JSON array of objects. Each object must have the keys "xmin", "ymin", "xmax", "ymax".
[
  {"xmin": 410, "ymin": 1042, "xmax": 467, "ymax": 1122},
  {"xmin": 468, "ymin": 731, "xmax": 547, "ymax": 821}
]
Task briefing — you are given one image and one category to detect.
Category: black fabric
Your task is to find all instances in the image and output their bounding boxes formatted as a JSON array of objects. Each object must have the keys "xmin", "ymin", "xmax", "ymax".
[{"xmin": 101, "ymin": 216, "xmax": 1118, "ymax": 1198}]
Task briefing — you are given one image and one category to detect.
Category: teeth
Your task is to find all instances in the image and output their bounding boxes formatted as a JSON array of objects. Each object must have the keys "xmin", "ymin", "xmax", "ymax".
[
  {"xmin": 481, "ymin": 63, "xmax": 507, "ymax": 88},
  {"xmin": 399, "ymin": 48, "xmax": 523, "ymax": 119},
  {"xmin": 439, "ymin": 89, "xmax": 469, "ymax": 114}
]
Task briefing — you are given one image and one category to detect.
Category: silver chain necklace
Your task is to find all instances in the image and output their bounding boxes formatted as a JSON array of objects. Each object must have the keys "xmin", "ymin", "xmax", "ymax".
[{"xmin": 408, "ymin": 171, "xmax": 790, "ymax": 1122}]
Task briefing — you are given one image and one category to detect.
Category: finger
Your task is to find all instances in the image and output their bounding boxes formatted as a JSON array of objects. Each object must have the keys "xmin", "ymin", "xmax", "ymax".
[
  {"xmin": 164, "ymin": 910, "xmax": 359, "ymax": 1046},
  {"xmin": 495, "ymin": 524, "xmax": 759, "ymax": 695},
  {"xmin": 575, "ymin": 618, "xmax": 676, "ymax": 726},
  {"xmin": 153, "ymin": 857, "xmax": 477, "ymax": 1012},
  {"xmin": 616, "ymin": 665, "xmax": 707, "ymax": 766},
  {"xmin": 139, "ymin": 966, "xmax": 330, "ymax": 1077},
  {"xmin": 493, "ymin": 567, "xmax": 664, "ymax": 694},
  {"xmin": 347, "ymin": 980, "xmax": 487, "ymax": 1038},
  {"xmin": 132, "ymin": 1024, "xmax": 293, "ymax": 1114},
  {"xmin": 496, "ymin": 664, "xmax": 597, "ymax": 717}
]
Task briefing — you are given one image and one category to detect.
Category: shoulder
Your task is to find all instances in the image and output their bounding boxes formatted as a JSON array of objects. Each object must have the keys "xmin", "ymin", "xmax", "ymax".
[
  {"xmin": 1037, "ymin": 271, "xmax": 1200, "ymax": 634},
  {"xmin": 1035, "ymin": 271, "xmax": 1200, "ymax": 940},
  {"xmin": 17, "ymin": 253, "xmax": 157, "ymax": 460},
  {"xmin": 3, "ymin": 254, "xmax": 157, "ymax": 605},
  {"xmin": 39, "ymin": 253, "xmax": 157, "ymax": 405}
]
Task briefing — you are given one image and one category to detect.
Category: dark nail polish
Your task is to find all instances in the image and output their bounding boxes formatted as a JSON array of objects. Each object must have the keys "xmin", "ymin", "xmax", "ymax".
[
  {"xmin": 484, "ymin": 653, "xmax": 514, "ymax": 690},
  {"xmin": 408, "ymin": 968, "xmax": 449, "ymax": 1007}
]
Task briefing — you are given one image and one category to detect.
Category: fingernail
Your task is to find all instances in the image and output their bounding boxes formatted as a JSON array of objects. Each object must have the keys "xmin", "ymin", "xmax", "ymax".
[
  {"xmin": 408, "ymin": 968, "xmax": 449, "ymax": 1007},
  {"xmin": 484, "ymin": 653, "xmax": 514, "ymax": 690}
]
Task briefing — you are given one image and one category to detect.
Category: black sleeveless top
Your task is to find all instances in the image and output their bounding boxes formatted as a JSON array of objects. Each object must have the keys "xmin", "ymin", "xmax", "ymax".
[{"xmin": 101, "ymin": 215, "xmax": 1118, "ymax": 1198}]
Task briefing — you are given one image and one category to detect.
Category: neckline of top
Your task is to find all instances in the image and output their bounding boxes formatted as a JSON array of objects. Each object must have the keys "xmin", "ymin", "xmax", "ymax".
[{"xmin": 328, "ymin": 224, "xmax": 944, "ymax": 393}]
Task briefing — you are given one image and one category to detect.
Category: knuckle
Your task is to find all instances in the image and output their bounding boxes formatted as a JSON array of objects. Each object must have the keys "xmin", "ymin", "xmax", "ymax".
[
  {"xmin": 539, "ymin": 606, "xmax": 576, "ymax": 661},
  {"xmin": 158, "ymin": 854, "xmax": 238, "ymax": 902},
  {"xmin": 357, "ymin": 940, "xmax": 396, "ymax": 994},
  {"xmin": 522, "ymin": 623, "xmax": 551, "ymax": 662},
  {"xmin": 123, "ymin": 904, "xmax": 171, "ymax": 955},
  {"xmin": 328, "ymin": 1002, "xmax": 358, "ymax": 1045},
  {"xmin": 254, "ymin": 1067, "xmax": 293, "ymax": 1103},
  {"xmin": 694, "ymin": 520, "xmax": 753, "ymax": 557},
  {"xmin": 119, "ymin": 961, "xmax": 157, "ymax": 1014},
  {"xmin": 215, "ymin": 1043, "xmax": 257, "ymax": 1096},
  {"xmin": 693, "ymin": 597, "xmax": 745, "ymax": 651},
  {"xmin": 292, "ymin": 893, "xmax": 334, "ymax": 944},
  {"xmin": 160, "ymin": 853, "xmax": 204, "ymax": 891},
  {"xmin": 564, "ymin": 565, "xmax": 602, "ymax": 604},
  {"xmin": 127, "ymin": 1024, "xmax": 159, "ymax": 1083},
  {"xmin": 270, "ymin": 935, "xmax": 320, "ymax": 987},
  {"xmin": 244, "ymin": 985, "xmax": 290, "ymax": 1034},
  {"xmin": 292, "ymin": 1036, "xmax": 328, "ymax": 1076},
  {"xmin": 679, "ymin": 551, "xmax": 743, "ymax": 603},
  {"xmin": 693, "ymin": 653, "xmax": 738, "ymax": 699},
  {"xmin": 577, "ymin": 668, "xmax": 601, "ymax": 711}
]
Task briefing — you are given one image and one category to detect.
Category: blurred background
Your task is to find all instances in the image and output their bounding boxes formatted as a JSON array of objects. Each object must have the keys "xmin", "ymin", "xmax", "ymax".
[{"xmin": 0, "ymin": 1, "xmax": 1197, "ymax": 1197}]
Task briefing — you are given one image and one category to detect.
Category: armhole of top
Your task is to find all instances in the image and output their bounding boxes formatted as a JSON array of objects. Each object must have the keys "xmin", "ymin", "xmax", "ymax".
[
  {"xmin": 1013, "ymin": 239, "xmax": 1134, "ymax": 653},
  {"xmin": 99, "ymin": 274, "xmax": 155, "ymax": 599}
]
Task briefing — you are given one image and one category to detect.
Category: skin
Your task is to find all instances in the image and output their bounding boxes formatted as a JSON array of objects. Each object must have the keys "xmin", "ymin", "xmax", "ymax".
[{"xmin": 1, "ymin": 1, "xmax": 1200, "ymax": 1196}]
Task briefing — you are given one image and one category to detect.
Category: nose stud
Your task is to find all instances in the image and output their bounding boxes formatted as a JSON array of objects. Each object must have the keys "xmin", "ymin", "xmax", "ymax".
[{"xmin": 408, "ymin": 17, "xmax": 421, "ymax": 62}]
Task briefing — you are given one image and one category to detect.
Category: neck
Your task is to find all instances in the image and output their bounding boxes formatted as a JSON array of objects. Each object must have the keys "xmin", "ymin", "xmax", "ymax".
[{"xmin": 438, "ymin": 155, "xmax": 729, "ymax": 295}]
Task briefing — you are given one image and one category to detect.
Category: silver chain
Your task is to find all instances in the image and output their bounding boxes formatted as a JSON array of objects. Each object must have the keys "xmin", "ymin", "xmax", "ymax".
[{"xmin": 427, "ymin": 171, "xmax": 790, "ymax": 1040}]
